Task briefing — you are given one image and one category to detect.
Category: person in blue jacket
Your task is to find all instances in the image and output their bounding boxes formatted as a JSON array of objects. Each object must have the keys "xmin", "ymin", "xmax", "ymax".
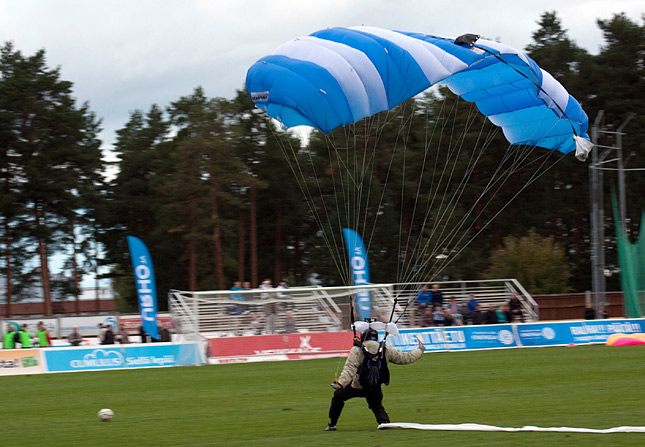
[{"xmin": 416, "ymin": 285, "xmax": 432, "ymax": 326}]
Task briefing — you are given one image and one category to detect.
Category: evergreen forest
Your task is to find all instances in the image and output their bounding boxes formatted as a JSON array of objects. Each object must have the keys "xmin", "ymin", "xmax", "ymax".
[{"xmin": 1, "ymin": 12, "xmax": 643, "ymax": 314}]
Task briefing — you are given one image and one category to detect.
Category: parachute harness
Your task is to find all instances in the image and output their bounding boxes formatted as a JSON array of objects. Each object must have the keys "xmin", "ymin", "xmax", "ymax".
[{"xmin": 334, "ymin": 297, "xmax": 400, "ymax": 388}]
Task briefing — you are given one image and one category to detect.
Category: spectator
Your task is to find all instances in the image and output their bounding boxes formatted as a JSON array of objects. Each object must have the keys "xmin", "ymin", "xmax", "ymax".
[
  {"xmin": 495, "ymin": 305, "xmax": 509, "ymax": 324},
  {"xmin": 470, "ymin": 304, "xmax": 485, "ymax": 325},
  {"xmin": 459, "ymin": 301, "xmax": 470, "ymax": 325},
  {"xmin": 241, "ymin": 281, "xmax": 254, "ymax": 315},
  {"xmin": 116, "ymin": 325, "xmax": 130, "ymax": 344},
  {"xmin": 102, "ymin": 325, "xmax": 115, "ymax": 344},
  {"xmin": 277, "ymin": 280, "xmax": 292, "ymax": 310},
  {"xmin": 430, "ymin": 284, "xmax": 444, "ymax": 309},
  {"xmin": 276, "ymin": 280, "xmax": 289, "ymax": 297},
  {"xmin": 416, "ymin": 285, "xmax": 432, "ymax": 325},
  {"xmin": 421, "ymin": 308, "xmax": 434, "ymax": 327},
  {"xmin": 283, "ymin": 311, "xmax": 296, "ymax": 334},
  {"xmin": 508, "ymin": 294, "xmax": 523, "ymax": 322},
  {"xmin": 259, "ymin": 279, "xmax": 278, "ymax": 334},
  {"xmin": 36, "ymin": 322, "xmax": 52, "ymax": 347},
  {"xmin": 18, "ymin": 324, "xmax": 33, "ymax": 348},
  {"xmin": 139, "ymin": 325, "xmax": 149, "ymax": 343},
  {"xmin": 98, "ymin": 323, "xmax": 106, "ymax": 344},
  {"xmin": 3, "ymin": 324, "xmax": 17, "ymax": 349},
  {"xmin": 432, "ymin": 306, "xmax": 445, "ymax": 326},
  {"xmin": 443, "ymin": 308, "xmax": 454, "ymax": 327},
  {"xmin": 467, "ymin": 295, "xmax": 479, "ymax": 314},
  {"xmin": 159, "ymin": 325, "xmax": 171, "ymax": 342},
  {"xmin": 584, "ymin": 302, "xmax": 596, "ymax": 320},
  {"xmin": 485, "ymin": 306, "xmax": 498, "ymax": 324},
  {"xmin": 264, "ymin": 301, "xmax": 278, "ymax": 334},
  {"xmin": 259, "ymin": 278, "xmax": 274, "ymax": 298},
  {"xmin": 228, "ymin": 281, "xmax": 244, "ymax": 315},
  {"xmin": 449, "ymin": 297, "xmax": 463, "ymax": 325},
  {"xmin": 68, "ymin": 327, "xmax": 82, "ymax": 346},
  {"xmin": 598, "ymin": 304, "xmax": 609, "ymax": 319}
]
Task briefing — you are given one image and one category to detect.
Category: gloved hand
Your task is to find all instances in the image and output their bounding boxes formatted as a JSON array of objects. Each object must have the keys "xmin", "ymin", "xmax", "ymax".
[
  {"xmin": 330, "ymin": 380, "xmax": 343, "ymax": 390},
  {"xmin": 417, "ymin": 336, "xmax": 426, "ymax": 352}
]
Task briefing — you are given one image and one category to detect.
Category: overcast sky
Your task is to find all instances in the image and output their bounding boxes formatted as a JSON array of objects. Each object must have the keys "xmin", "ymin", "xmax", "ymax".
[
  {"xmin": 0, "ymin": 0, "xmax": 642, "ymax": 153},
  {"xmin": 1, "ymin": 1, "xmax": 641, "ymax": 290}
]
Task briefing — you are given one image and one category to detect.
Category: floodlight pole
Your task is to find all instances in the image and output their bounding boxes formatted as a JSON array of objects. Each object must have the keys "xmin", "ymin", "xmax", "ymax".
[
  {"xmin": 589, "ymin": 111, "xmax": 606, "ymax": 311},
  {"xmin": 615, "ymin": 114, "xmax": 634, "ymax": 235},
  {"xmin": 588, "ymin": 111, "xmax": 635, "ymax": 313}
]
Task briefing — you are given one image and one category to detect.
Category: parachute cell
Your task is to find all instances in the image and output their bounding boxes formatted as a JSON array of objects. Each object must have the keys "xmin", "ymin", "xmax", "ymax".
[{"xmin": 246, "ymin": 26, "xmax": 591, "ymax": 156}]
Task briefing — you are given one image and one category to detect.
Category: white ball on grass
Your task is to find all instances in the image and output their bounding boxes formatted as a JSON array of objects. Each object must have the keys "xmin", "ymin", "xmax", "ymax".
[{"xmin": 98, "ymin": 408, "xmax": 114, "ymax": 422}]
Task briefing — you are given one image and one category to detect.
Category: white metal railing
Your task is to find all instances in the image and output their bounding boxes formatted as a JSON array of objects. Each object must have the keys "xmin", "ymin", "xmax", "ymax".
[
  {"xmin": 390, "ymin": 279, "xmax": 538, "ymax": 322},
  {"xmin": 168, "ymin": 279, "xmax": 537, "ymax": 337}
]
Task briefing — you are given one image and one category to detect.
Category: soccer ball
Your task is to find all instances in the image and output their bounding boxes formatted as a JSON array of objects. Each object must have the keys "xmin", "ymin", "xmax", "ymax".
[{"xmin": 98, "ymin": 408, "xmax": 114, "ymax": 422}]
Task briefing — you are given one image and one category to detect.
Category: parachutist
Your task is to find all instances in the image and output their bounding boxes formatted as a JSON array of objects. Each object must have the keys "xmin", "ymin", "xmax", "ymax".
[
  {"xmin": 325, "ymin": 322, "xmax": 425, "ymax": 430},
  {"xmin": 455, "ymin": 33, "xmax": 480, "ymax": 47}
]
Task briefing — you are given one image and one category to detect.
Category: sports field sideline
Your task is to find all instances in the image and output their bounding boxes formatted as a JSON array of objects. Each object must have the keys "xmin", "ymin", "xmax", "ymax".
[{"xmin": 3, "ymin": 345, "xmax": 643, "ymax": 446}]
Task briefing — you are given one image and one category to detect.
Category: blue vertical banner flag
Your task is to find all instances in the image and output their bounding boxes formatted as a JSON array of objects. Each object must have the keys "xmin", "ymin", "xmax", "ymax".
[
  {"xmin": 126, "ymin": 236, "xmax": 160, "ymax": 340},
  {"xmin": 342, "ymin": 228, "xmax": 371, "ymax": 320}
]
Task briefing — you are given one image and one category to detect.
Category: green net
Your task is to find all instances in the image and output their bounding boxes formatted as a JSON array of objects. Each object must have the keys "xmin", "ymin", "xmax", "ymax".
[{"xmin": 612, "ymin": 191, "xmax": 645, "ymax": 318}]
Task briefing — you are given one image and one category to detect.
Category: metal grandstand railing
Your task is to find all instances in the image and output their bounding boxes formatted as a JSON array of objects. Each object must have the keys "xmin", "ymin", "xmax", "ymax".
[
  {"xmin": 391, "ymin": 278, "xmax": 538, "ymax": 325},
  {"xmin": 169, "ymin": 285, "xmax": 387, "ymax": 337},
  {"xmin": 169, "ymin": 279, "xmax": 537, "ymax": 337}
]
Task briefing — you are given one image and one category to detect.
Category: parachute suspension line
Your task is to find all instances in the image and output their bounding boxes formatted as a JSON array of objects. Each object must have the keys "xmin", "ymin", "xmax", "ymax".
[
  {"xmin": 358, "ymin": 114, "xmax": 385, "ymax": 252},
  {"xmin": 405, "ymin": 94, "xmax": 455, "ymax": 276},
  {"xmin": 397, "ymin": 94, "xmax": 453, "ymax": 284},
  {"xmin": 320, "ymin": 109, "xmax": 394, "ymax": 285},
  {"xmin": 326, "ymin": 128, "xmax": 354, "ymax": 284},
  {"xmin": 268, "ymin": 120, "xmax": 349, "ymax": 283},
  {"xmin": 351, "ymin": 106, "xmax": 413, "ymax": 257},
  {"xmin": 398, "ymin": 89, "xmax": 572, "ymax": 286},
  {"xmin": 429, "ymin": 147, "xmax": 568, "ymax": 279},
  {"xmin": 425, "ymin": 113, "xmax": 570, "ymax": 280},
  {"xmin": 419, "ymin": 102, "xmax": 490, "ymax": 271},
  {"xmin": 395, "ymin": 100, "xmax": 422, "ymax": 281},
  {"xmin": 418, "ymin": 139, "xmax": 541, "ymax": 280},
  {"xmin": 398, "ymin": 98, "xmax": 434, "ymax": 281},
  {"xmin": 398, "ymin": 96, "xmax": 488, "ymax": 285}
]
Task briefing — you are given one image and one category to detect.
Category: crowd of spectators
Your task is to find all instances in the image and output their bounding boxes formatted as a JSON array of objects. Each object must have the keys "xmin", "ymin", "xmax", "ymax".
[{"xmin": 415, "ymin": 286, "xmax": 526, "ymax": 327}]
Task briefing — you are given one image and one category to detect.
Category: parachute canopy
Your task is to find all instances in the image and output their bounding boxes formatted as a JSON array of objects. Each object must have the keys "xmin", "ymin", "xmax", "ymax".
[{"xmin": 246, "ymin": 26, "xmax": 591, "ymax": 158}]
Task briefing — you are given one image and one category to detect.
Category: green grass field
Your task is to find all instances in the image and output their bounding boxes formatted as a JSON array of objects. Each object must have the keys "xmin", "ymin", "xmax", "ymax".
[{"xmin": 3, "ymin": 345, "xmax": 644, "ymax": 446}]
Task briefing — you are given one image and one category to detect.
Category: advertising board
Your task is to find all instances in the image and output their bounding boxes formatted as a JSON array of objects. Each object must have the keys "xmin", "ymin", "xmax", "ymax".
[
  {"xmin": 208, "ymin": 331, "xmax": 353, "ymax": 361},
  {"xmin": 0, "ymin": 349, "xmax": 45, "ymax": 376},
  {"xmin": 43, "ymin": 343, "xmax": 202, "ymax": 373},
  {"xmin": 387, "ymin": 325, "xmax": 518, "ymax": 352},
  {"xmin": 516, "ymin": 319, "xmax": 645, "ymax": 346}
]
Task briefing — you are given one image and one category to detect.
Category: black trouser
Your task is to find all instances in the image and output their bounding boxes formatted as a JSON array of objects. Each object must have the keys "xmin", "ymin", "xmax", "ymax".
[{"xmin": 328, "ymin": 385, "xmax": 390, "ymax": 425}]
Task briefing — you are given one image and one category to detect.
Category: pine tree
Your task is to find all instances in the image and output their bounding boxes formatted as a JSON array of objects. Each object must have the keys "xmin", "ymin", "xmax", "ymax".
[{"xmin": 0, "ymin": 43, "xmax": 103, "ymax": 316}]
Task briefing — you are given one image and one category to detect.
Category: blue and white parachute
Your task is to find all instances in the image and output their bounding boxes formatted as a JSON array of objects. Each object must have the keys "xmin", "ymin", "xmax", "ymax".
[{"xmin": 246, "ymin": 26, "xmax": 592, "ymax": 160}]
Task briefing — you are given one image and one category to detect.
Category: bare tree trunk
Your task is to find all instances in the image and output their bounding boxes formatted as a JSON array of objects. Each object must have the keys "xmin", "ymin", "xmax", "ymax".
[
  {"xmin": 95, "ymin": 272, "xmax": 100, "ymax": 313},
  {"xmin": 4, "ymin": 219, "xmax": 12, "ymax": 317},
  {"xmin": 35, "ymin": 202, "xmax": 52, "ymax": 316},
  {"xmin": 238, "ymin": 213, "xmax": 245, "ymax": 282},
  {"xmin": 189, "ymin": 197, "xmax": 198, "ymax": 291},
  {"xmin": 250, "ymin": 185, "xmax": 258, "ymax": 287},
  {"xmin": 274, "ymin": 198, "xmax": 282, "ymax": 283},
  {"xmin": 401, "ymin": 204, "xmax": 412, "ymax": 266},
  {"xmin": 575, "ymin": 215, "xmax": 582, "ymax": 264},
  {"xmin": 71, "ymin": 217, "xmax": 80, "ymax": 315},
  {"xmin": 294, "ymin": 230, "xmax": 302, "ymax": 283},
  {"xmin": 210, "ymin": 181, "xmax": 226, "ymax": 289}
]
